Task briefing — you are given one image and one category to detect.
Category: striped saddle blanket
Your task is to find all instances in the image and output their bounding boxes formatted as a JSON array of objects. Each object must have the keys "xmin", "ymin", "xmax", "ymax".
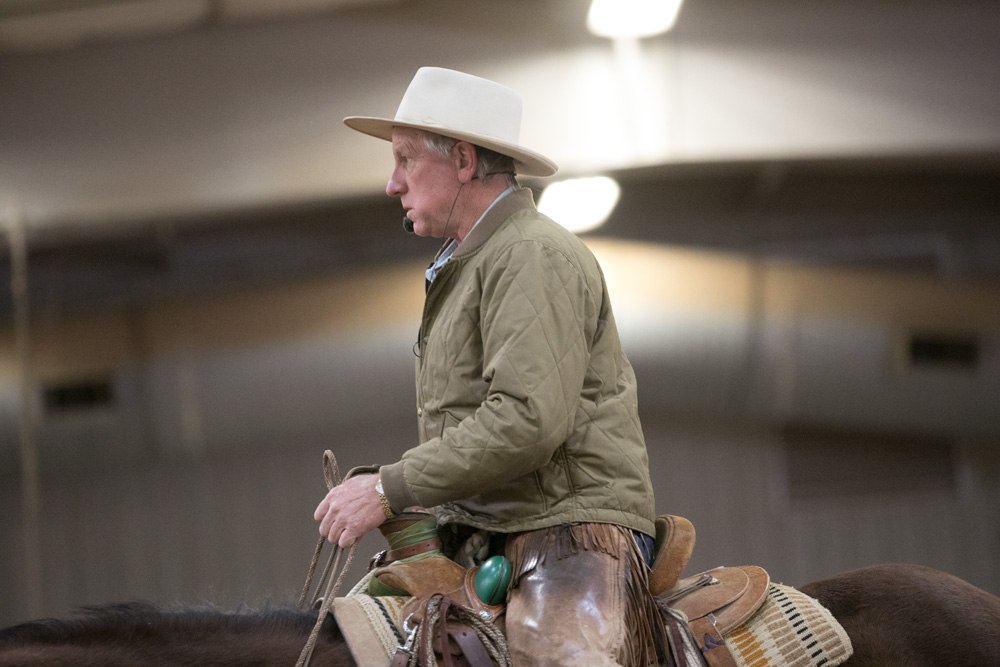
[{"xmin": 725, "ymin": 583, "xmax": 852, "ymax": 667}]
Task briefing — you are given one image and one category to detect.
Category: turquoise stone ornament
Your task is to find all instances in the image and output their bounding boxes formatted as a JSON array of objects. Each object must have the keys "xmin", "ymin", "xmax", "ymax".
[{"xmin": 473, "ymin": 555, "xmax": 512, "ymax": 605}]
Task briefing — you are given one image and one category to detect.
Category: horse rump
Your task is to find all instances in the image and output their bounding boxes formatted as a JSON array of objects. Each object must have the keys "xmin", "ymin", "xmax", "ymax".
[{"xmin": 800, "ymin": 563, "xmax": 1000, "ymax": 667}]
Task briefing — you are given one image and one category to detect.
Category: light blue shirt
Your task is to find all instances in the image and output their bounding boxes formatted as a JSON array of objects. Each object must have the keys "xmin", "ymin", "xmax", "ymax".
[{"xmin": 426, "ymin": 186, "xmax": 517, "ymax": 284}]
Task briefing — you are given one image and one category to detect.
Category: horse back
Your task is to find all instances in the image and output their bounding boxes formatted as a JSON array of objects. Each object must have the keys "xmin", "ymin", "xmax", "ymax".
[{"xmin": 799, "ymin": 563, "xmax": 1000, "ymax": 667}]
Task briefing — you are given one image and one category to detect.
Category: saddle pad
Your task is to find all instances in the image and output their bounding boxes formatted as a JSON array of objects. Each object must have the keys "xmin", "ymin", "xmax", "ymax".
[
  {"xmin": 333, "ymin": 594, "xmax": 409, "ymax": 667},
  {"xmin": 726, "ymin": 584, "xmax": 853, "ymax": 667}
]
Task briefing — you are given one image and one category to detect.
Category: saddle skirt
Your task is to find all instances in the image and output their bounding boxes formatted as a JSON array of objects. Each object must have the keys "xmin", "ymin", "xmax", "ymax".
[
  {"xmin": 668, "ymin": 566, "xmax": 771, "ymax": 638},
  {"xmin": 658, "ymin": 565, "xmax": 851, "ymax": 667},
  {"xmin": 661, "ymin": 565, "xmax": 771, "ymax": 667}
]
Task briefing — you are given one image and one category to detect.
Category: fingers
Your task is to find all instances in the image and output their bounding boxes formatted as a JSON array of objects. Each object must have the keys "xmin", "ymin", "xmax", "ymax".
[
  {"xmin": 313, "ymin": 494, "xmax": 330, "ymax": 522},
  {"xmin": 315, "ymin": 489, "xmax": 338, "ymax": 538},
  {"xmin": 312, "ymin": 474, "xmax": 382, "ymax": 547},
  {"xmin": 319, "ymin": 511, "xmax": 336, "ymax": 542},
  {"xmin": 338, "ymin": 529, "xmax": 360, "ymax": 549},
  {"xmin": 319, "ymin": 512, "xmax": 362, "ymax": 547},
  {"xmin": 319, "ymin": 511, "xmax": 345, "ymax": 545}
]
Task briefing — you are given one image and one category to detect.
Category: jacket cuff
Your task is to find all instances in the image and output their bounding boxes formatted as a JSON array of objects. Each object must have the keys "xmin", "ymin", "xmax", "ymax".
[{"xmin": 379, "ymin": 461, "xmax": 422, "ymax": 512}]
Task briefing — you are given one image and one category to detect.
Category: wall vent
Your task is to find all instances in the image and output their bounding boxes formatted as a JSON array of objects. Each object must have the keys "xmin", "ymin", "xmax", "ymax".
[
  {"xmin": 907, "ymin": 331, "xmax": 979, "ymax": 369},
  {"xmin": 42, "ymin": 377, "xmax": 115, "ymax": 414}
]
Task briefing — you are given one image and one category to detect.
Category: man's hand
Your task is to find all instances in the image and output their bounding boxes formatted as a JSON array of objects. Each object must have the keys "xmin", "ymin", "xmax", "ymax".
[{"xmin": 313, "ymin": 474, "xmax": 385, "ymax": 548}]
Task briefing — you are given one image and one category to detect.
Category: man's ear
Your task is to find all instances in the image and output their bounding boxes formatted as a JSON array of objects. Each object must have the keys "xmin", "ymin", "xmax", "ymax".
[{"xmin": 453, "ymin": 141, "xmax": 478, "ymax": 184}]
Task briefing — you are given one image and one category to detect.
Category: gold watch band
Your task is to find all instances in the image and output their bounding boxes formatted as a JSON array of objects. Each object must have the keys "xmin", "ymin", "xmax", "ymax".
[{"xmin": 375, "ymin": 477, "xmax": 395, "ymax": 519}]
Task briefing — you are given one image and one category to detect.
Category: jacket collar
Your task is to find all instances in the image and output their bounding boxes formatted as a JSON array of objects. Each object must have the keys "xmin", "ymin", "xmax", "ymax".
[{"xmin": 450, "ymin": 187, "xmax": 536, "ymax": 260}]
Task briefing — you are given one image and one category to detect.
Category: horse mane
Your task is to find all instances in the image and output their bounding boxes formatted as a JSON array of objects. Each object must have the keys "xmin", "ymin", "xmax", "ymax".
[
  {"xmin": 0, "ymin": 601, "xmax": 356, "ymax": 667},
  {"xmin": 0, "ymin": 601, "xmax": 328, "ymax": 647}
]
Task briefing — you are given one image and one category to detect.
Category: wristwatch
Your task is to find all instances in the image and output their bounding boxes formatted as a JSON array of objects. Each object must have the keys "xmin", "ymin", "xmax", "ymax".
[{"xmin": 374, "ymin": 476, "xmax": 395, "ymax": 519}]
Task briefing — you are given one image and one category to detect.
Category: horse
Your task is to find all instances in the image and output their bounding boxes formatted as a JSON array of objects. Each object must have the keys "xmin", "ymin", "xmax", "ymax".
[
  {"xmin": 798, "ymin": 563, "xmax": 1000, "ymax": 667},
  {"xmin": 1, "ymin": 563, "xmax": 998, "ymax": 667}
]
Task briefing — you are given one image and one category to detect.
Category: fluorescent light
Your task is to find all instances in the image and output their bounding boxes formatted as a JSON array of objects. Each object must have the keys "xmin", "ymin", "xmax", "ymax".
[
  {"xmin": 538, "ymin": 176, "xmax": 620, "ymax": 234},
  {"xmin": 587, "ymin": 0, "xmax": 683, "ymax": 39}
]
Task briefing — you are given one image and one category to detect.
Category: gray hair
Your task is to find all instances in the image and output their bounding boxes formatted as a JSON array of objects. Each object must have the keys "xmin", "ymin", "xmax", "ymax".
[{"xmin": 419, "ymin": 131, "xmax": 518, "ymax": 188}]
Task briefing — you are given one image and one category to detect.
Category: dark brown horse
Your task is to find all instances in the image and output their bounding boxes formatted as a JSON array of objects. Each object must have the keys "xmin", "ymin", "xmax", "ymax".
[
  {"xmin": 798, "ymin": 563, "xmax": 1000, "ymax": 667},
  {"xmin": 2, "ymin": 563, "xmax": 998, "ymax": 667}
]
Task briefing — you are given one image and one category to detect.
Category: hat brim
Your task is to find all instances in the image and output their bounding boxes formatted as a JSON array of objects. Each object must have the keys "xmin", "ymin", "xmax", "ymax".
[{"xmin": 344, "ymin": 115, "xmax": 558, "ymax": 178}]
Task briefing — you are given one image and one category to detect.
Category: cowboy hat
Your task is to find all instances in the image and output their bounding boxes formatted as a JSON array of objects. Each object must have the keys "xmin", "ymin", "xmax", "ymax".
[{"xmin": 344, "ymin": 67, "xmax": 558, "ymax": 177}]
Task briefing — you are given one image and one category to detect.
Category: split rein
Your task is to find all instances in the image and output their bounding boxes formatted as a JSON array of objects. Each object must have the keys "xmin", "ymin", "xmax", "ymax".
[{"xmin": 295, "ymin": 450, "xmax": 358, "ymax": 667}]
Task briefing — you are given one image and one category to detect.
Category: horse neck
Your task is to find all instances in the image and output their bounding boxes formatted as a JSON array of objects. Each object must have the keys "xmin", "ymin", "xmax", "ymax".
[{"xmin": 0, "ymin": 605, "xmax": 356, "ymax": 667}]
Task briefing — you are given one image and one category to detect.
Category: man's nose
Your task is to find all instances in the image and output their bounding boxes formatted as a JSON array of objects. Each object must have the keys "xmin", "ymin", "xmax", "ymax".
[{"xmin": 386, "ymin": 169, "xmax": 405, "ymax": 197}]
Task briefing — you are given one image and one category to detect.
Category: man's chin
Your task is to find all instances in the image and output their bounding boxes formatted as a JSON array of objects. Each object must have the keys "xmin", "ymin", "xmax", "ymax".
[{"xmin": 409, "ymin": 219, "xmax": 442, "ymax": 239}]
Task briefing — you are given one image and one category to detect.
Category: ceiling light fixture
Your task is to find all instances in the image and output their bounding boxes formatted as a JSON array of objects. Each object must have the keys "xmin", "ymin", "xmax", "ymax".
[
  {"xmin": 538, "ymin": 176, "xmax": 621, "ymax": 234},
  {"xmin": 587, "ymin": 0, "xmax": 683, "ymax": 39}
]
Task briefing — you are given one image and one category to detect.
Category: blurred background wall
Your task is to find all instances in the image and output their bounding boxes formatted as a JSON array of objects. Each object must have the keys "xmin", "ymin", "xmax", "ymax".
[{"xmin": 1, "ymin": 0, "xmax": 998, "ymax": 626}]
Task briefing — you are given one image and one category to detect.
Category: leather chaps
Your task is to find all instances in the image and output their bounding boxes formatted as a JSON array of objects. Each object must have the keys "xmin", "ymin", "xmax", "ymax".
[{"xmin": 504, "ymin": 523, "xmax": 662, "ymax": 667}]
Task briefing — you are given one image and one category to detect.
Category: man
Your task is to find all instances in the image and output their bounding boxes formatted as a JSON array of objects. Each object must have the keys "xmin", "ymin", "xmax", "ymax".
[{"xmin": 314, "ymin": 67, "xmax": 659, "ymax": 666}]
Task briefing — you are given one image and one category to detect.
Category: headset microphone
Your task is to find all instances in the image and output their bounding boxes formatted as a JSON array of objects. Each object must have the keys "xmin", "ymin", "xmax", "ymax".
[{"xmin": 402, "ymin": 179, "xmax": 466, "ymax": 236}]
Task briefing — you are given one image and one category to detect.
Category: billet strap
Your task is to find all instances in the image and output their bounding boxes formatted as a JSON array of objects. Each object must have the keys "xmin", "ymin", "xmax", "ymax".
[
  {"xmin": 390, "ymin": 634, "xmax": 415, "ymax": 667},
  {"xmin": 387, "ymin": 537, "xmax": 444, "ymax": 564},
  {"xmin": 372, "ymin": 538, "xmax": 445, "ymax": 570},
  {"xmin": 689, "ymin": 615, "xmax": 737, "ymax": 667},
  {"xmin": 658, "ymin": 603, "xmax": 711, "ymax": 667}
]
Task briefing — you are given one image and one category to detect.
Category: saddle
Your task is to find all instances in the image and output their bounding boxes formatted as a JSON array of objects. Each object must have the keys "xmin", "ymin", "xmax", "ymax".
[
  {"xmin": 367, "ymin": 513, "xmax": 507, "ymax": 667},
  {"xmin": 650, "ymin": 515, "xmax": 771, "ymax": 667},
  {"xmin": 367, "ymin": 512, "xmax": 770, "ymax": 667}
]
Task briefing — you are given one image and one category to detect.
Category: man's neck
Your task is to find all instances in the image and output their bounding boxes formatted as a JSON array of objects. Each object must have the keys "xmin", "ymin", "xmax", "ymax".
[{"xmin": 452, "ymin": 180, "xmax": 512, "ymax": 243}]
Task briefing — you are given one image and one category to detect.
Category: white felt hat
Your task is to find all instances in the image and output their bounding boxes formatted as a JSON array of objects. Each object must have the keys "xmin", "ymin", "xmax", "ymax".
[{"xmin": 344, "ymin": 67, "xmax": 558, "ymax": 177}]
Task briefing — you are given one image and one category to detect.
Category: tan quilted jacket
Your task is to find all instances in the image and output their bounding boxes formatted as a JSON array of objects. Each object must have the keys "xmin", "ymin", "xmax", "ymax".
[{"xmin": 379, "ymin": 188, "xmax": 655, "ymax": 536}]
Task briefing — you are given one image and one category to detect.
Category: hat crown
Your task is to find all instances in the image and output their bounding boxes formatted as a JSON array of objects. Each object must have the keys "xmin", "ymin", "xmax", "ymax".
[
  {"xmin": 394, "ymin": 67, "xmax": 523, "ymax": 145},
  {"xmin": 343, "ymin": 66, "xmax": 557, "ymax": 177}
]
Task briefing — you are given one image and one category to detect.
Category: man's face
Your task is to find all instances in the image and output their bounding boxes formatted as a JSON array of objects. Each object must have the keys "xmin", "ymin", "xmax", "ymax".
[{"xmin": 386, "ymin": 127, "xmax": 461, "ymax": 239}]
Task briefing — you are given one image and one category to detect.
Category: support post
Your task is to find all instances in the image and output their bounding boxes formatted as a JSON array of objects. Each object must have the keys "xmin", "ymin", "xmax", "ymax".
[{"xmin": 6, "ymin": 209, "xmax": 47, "ymax": 618}]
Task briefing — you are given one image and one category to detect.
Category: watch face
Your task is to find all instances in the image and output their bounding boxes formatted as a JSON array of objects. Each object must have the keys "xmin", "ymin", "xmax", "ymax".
[{"xmin": 375, "ymin": 479, "xmax": 384, "ymax": 494}]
